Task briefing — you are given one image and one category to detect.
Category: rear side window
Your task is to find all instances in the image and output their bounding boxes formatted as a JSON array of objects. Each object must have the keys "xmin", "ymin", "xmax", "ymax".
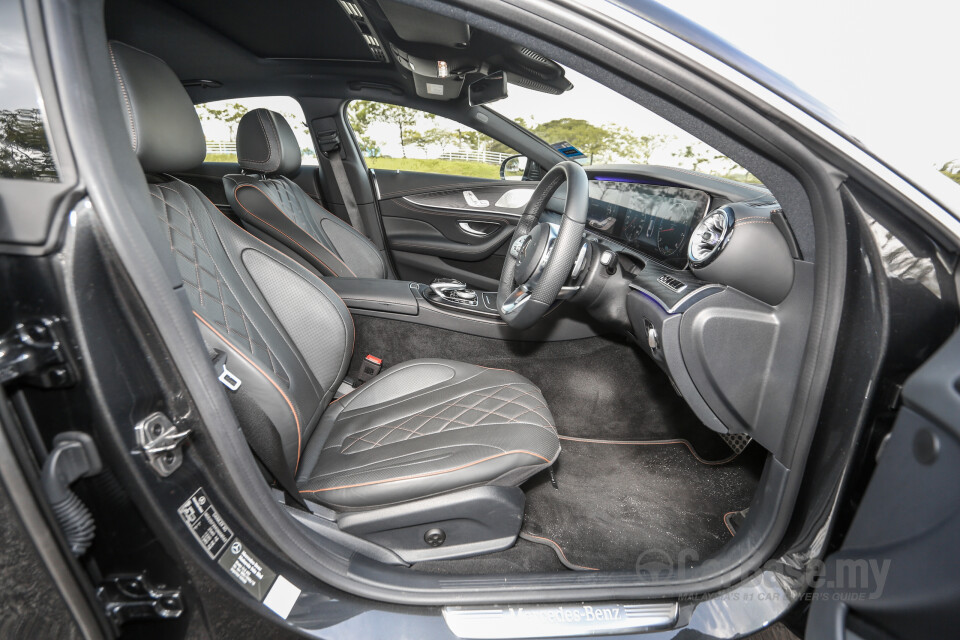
[{"xmin": 194, "ymin": 96, "xmax": 316, "ymax": 165}]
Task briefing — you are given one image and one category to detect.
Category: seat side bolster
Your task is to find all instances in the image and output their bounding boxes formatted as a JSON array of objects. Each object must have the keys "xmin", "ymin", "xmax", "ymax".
[
  {"xmin": 226, "ymin": 177, "xmax": 358, "ymax": 278},
  {"xmin": 294, "ymin": 180, "xmax": 387, "ymax": 279}
]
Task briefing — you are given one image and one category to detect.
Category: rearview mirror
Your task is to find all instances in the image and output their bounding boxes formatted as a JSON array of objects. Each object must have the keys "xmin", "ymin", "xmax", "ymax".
[{"xmin": 468, "ymin": 71, "xmax": 508, "ymax": 107}]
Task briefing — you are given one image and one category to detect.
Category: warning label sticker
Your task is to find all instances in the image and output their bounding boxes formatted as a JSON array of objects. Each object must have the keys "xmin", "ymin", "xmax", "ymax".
[
  {"xmin": 177, "ymin": 487, "xmax": 234, "ymax": 560},
  {"xmin": 217, "ymin": 539, "xmax": 277, "ymax": 602}
]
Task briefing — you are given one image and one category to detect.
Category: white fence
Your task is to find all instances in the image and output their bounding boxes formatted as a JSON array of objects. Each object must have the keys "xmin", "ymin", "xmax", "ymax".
[
  {"xmin": 439, "ymin": 148, "xmax": 513, "ymax": 165},
  {"xmin": 206, "ymin": 140, "xmax": 236, "ymax": 155}
]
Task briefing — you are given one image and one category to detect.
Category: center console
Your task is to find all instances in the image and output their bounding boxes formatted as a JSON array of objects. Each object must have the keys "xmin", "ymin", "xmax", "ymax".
[
  {"xmin": 320, "ymin": 276, "xmax": 599, "ymax": 341},
  {"xmin": 421, "ymin": 278, "xmax": 499, "ymax": 318}
]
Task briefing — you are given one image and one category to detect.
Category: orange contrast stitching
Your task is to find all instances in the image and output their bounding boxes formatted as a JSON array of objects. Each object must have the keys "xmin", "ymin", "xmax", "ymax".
[
  {"xmin": 193, "ymin": 311, "xmax": 303, "ymax": 470},
  {"xmin": 300, "ymin": 450, "xmax": 549, "ymax": 493},
  {"xmin": 233, "ymin": 184, "xmax": 357, "ymax": 277}
]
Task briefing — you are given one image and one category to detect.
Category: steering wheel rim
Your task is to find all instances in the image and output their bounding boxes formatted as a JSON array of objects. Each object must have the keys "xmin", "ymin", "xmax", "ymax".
[{"xmin": 497, "ymin": 161, "xmax": 588, "ymax": 329}]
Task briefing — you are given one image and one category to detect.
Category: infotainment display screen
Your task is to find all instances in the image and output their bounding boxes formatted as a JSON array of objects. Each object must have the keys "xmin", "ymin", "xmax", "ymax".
[{"xmin": 586, "ymin": 178, "xmax": 710, "ymax": 267}]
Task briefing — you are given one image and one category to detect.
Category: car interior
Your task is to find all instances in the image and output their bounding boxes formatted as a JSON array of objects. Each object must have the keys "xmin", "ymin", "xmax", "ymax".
[{"xmin": 94, "ymin": 0, "xmax": 824, "ymax": 594}]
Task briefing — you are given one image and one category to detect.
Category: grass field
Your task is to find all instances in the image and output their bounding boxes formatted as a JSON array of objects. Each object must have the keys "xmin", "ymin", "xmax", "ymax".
[
  {"xmin": 365, "ymin": 156, "xmax": 501, "ymax": 178},
  {"xmin": 201, "ymin": 154, "xmax": 501, "ymax": 178},
  {"xmin": 204, "ymin": 153, "xmax": 239, "ymax": 163},
  {"xmin": 201, "ymin": 152, "xmax": 769, "ymax": 185}
]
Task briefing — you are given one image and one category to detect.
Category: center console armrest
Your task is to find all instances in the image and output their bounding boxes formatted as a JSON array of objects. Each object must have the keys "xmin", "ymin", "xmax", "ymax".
[{"xmin": 322, "ymin": 278, "xmax": 420, "ymax": 316}]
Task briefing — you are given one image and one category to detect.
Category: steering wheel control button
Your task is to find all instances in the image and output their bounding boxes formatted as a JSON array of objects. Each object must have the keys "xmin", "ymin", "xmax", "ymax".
[
  {"xmin": 509, "ymin": 234, "xmax": 530, "ymax": 259},
  {"xmin": 424, "ymin": 528, "xmax": 446, "ymax": 547}
]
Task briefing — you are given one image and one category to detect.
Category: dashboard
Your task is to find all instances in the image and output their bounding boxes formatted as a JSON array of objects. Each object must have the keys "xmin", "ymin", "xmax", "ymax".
[{"xmin": 585, "ymin": 177, "xmax": 710, "ymax": 268}]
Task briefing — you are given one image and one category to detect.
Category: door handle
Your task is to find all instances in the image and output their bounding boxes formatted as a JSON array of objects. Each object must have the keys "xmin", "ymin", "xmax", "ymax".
[{"xmin": 458, "ymin": 221, "xmax": 500, "ymax": 237}]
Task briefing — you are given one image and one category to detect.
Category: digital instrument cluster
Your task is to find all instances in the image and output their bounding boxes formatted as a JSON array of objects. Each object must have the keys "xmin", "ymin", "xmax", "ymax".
[{"xmin": 585, "ymin": 178, "xmax": 710, "ymax": 267}]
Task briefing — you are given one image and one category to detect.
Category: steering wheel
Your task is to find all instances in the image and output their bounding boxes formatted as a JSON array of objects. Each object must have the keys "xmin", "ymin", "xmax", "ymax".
[{"xmin": 497, "ymin": 161, "xmax": 588, "ymax": 329}]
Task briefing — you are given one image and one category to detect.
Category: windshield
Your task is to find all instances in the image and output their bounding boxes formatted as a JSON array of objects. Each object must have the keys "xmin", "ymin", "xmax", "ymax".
[
  {"xmin": 490, "ymin": 67, "xmax": 758, "ymax": 184},
  {"xmin": 346, "ymin": 65, "xmax": 759, "ymax": 183}
]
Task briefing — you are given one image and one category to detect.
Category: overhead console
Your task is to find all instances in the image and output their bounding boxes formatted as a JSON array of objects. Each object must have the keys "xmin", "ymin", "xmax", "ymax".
[{"xmin": 363, "ymin": 0, "xmax": 573, "ymax": 101}]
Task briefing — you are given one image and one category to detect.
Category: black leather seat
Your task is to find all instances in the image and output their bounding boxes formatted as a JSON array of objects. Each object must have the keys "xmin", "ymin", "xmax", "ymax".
[
  {"xmin": 108, "ymin": 42, "xmax": 559, "ymax": 510},
  {"xmin": 223, "ymin": 109, "xmax": 387, "ymax": 279}
]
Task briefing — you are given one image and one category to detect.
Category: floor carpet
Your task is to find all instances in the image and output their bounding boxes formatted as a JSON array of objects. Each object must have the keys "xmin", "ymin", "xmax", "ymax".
[{"xmin": 520, "ymin": 439, "xmax": 763, "ymax": 572}]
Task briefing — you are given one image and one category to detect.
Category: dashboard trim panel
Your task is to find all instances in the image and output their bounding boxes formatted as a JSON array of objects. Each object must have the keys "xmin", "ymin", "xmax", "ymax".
[{"xmin": 628, "ymin": 281, "xmax": 725, "ymax": 315}]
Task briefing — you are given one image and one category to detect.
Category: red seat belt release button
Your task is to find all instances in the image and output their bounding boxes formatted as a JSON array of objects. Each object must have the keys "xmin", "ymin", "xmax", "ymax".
[{"xmin": 358, "ymin": 354, "xmax": 382, "ymax": 383}]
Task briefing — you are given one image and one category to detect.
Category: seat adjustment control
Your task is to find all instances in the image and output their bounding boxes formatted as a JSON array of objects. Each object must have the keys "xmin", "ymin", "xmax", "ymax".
[{"xmin": 424, "ymin": 528, "xmax": 446, "ymax": 547}]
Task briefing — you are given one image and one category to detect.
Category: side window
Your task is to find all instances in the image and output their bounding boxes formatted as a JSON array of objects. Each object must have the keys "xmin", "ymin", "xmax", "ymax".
[
  {"xmin": 194, "ymin": 96, "xmax": 316, "ymax": 166},
  {"xmin": 346, "ymin": 101, "xmax": 517, "ymax": 178}
]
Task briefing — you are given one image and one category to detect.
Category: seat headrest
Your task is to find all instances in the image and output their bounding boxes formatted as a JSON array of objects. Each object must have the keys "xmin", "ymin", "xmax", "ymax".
[
  {"xmin": 236, "ymin": 109, "xmax": 302, "ymax": 176},
  {"xmin": 108, "ymin": 41, "xmax": 206, "ymax": 174}
]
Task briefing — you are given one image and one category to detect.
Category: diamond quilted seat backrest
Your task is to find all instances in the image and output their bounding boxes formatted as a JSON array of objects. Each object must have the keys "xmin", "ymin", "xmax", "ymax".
[{"xmin": 150, "ymin": 181, "xmax": 289, "ymax": 384}]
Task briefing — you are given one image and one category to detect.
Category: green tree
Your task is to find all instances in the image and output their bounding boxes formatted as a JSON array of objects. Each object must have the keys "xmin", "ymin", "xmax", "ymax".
[
  {"xmin": 940, "ymin": 160, "xmax": 960, "ymax": 184},
  {"xmin": 407, "ymin": 127, "xmax": 458, "ymax": 158},
  {"xmin": 195, "ymin": 102, "xmax": 249, "ymax": 141},
  {"xmin": 347, "ymin": 101, "xmax": 432, "ymax": 158},
  {"xmin": 0, "ymin": 108, "xmax": 57, "ymax": 181}
]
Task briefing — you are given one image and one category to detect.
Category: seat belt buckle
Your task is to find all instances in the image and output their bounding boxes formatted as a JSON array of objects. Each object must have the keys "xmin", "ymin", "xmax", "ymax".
[
  {"xmin": 218, "ymin": 363, "xmax": 242, "ymax": 391},
  {"xmin": 357, "ymin": 354, "xmax": 382, "ymax": 383}
]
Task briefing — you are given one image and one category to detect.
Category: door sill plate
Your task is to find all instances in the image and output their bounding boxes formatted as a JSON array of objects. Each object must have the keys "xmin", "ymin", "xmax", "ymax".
[{"xmin": 443, "ymin": 601, "xmax": 679, "ymax": 638}]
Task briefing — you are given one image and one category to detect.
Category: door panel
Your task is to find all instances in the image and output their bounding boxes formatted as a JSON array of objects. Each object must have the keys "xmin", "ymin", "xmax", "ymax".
[
  {"xmin": 373, "ymin": 170, "xmax": 537, "ymax": 289},
  {"xmin": 806, "ymin": 328, "xmax": 960, "ymax": 640}
]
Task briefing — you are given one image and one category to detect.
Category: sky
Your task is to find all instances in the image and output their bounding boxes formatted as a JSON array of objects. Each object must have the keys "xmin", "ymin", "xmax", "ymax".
[
  {"xmin": 197, "ymin": 0, "xmax": 960, "ymax": 174},
  {"xmin": 665, "ymin": 0, "xmax": 960, "ymax": 169}
]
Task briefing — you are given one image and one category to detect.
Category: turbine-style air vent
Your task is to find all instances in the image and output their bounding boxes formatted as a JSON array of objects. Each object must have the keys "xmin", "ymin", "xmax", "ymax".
[{"xmin": 688, "ymin": 207, "xmax": 735, "ymax": 267}]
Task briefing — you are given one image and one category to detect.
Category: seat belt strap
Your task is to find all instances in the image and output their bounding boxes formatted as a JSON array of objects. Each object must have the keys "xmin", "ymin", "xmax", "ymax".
[
  {"xmin": 316, "ymin": 122, "xmax": 366, "ymax": 236},
  {"xmin": 212, "ymin": 352, "xmax": 308, "ymax": 509}
]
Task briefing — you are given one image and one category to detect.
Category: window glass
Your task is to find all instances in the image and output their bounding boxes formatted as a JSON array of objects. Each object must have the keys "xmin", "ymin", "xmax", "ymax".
[
  {"xmin": 489, "ymin": 66, "xmax": 758, "ymax": 184},
  {"xmin": 347, "ymin": 101, "xmax": 517, "ymax": 179},
  {"xmin": 194, "ymin": 96, "xmax": 316, "ymax": 165},
  {"xmin": 0, "ymin": 1, "xmax": 58, "ymax": 182}
]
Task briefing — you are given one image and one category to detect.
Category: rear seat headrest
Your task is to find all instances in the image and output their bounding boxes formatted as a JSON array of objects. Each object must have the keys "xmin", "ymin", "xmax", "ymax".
[
  {"xmin": 236, "ymin": 109, "xmax": 302, "ymax": 176},
  {"xmin": 107, "ymin": 41, "xmax": 205, "ymax": 174}
]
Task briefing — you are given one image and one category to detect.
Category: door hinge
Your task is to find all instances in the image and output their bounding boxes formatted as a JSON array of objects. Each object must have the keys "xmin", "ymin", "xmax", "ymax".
[
  {"xmin": 135, "ymin": 412, "xmax": 191, "ymax": 477},
  {"xmin": 97, "ymin": 572, "xmax": 183, "ymax": 628},
  {"xmin": 0, "ymin": 318, "xmax": 77, "ymax": 388}
]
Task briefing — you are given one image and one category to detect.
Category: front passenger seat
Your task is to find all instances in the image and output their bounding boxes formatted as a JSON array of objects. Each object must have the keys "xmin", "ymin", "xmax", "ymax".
[
  {"xmin": 108, "ymin": 42, "xmax": 560, "ymax": 512},
  {"xmin": 223, "ymin": 109, "xmax": 388, "ymax": 279}
]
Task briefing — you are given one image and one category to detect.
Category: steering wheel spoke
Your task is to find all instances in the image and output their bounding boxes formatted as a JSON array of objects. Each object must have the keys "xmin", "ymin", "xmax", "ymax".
[
  {"xmin": 496, "ymin": 161, "xmax": 588, "ymax": 329},
  {"xmin": 500, "ymin": 284, "xmax": 532, "ymax": 314}
]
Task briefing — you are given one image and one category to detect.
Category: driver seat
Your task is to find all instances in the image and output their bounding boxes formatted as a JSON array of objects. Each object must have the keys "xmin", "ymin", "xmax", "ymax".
[{"xmin": 109, "ymin": 41, "xmax": 560, "ymax": 510}]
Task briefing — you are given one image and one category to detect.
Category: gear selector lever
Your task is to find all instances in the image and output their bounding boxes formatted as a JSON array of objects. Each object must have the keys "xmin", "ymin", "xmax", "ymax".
[
  {"xmin": 430, "ymin": 278, "xmax": 478, "ymax": 304},
  {"xmin": 430, "ymin": 278, "xmax": 467, "ymax": 297}
]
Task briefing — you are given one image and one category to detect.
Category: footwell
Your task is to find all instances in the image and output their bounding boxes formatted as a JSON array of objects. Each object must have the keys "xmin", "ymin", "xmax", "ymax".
[{"xmin": 520, "ymin": 437, "xmax": 763, "ymax": 572}]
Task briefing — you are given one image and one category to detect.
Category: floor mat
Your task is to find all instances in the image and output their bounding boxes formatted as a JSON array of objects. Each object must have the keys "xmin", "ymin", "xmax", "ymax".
[{"xmin": 521, "ymin": 439, "xmax": 763, "ymax": 572}]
